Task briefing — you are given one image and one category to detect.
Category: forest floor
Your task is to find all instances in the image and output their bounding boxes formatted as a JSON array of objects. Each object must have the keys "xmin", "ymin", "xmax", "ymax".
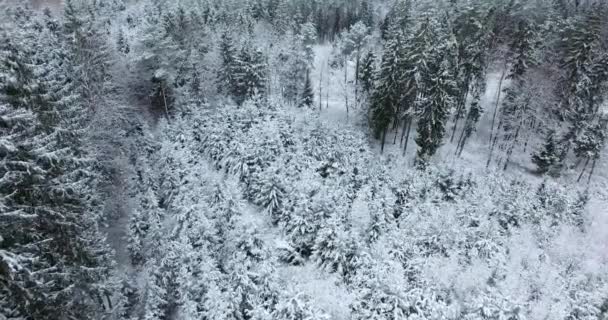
[{"xmin": 310, "ymin": 44, "xmax": 608, "ymax": 263}]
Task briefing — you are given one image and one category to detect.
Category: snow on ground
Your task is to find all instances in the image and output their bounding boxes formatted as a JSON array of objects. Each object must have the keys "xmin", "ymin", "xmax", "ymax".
[{"xmin": 310, "ymin": 44, "xmax": 608, "ymax": 253}]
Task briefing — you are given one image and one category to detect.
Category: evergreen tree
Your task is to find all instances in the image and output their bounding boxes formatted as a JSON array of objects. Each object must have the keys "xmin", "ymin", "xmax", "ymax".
[
  {"xmin": 532, "ymin": 130, "xmax": 563, "ymax": 176},
  {"xmin": 233, "ymin": 47, "xmax": 269, "ymax": 105},
  {"xmin": 369, "ymin": 24, "xmax": 403, "ymax": 152},
  {"xmin": 218, "ymin": 32, "xmax": 238, "ymax": 96},
  {"xmin": 556, "ymin": 10, "xmax": 608, "ymax": 163},
  {"xmin": 300, "ymin": 19, "xmax": 317, "ymax": 68},
  {"xmin": 455, "ymin": 85, "xmax": 483, "ymax": 157},
  {"xmin": 573, "ymin": 119, "xmax": 607, "ymax": 183},
  {"xmin": 279, "ymin": 32, "xmax": 308, "ymax": 105},
  {"xmin": 359, "ymin": 51, "xmax": 376, "ymax": 95},
  {"xmin": 489, "ymin": 19, "xmax": 538, "ymax": 170},
  {"xmin": 299, "ymin": 68, "xmax": 314, "ymax": 108},
  {"xmin": 117, "ymin": 27, "xmax": 130, "ymax": 54},
  {"xmin": 0, "ymin": 15, "xmax": 116, "ymax": 318},
  {"xmin": 415, "ymin": 44, "xmax": 455, "ymax": 166},
  {"xmin": 449, "ymin": 4, "xmax": 494, "ymax": 143}
]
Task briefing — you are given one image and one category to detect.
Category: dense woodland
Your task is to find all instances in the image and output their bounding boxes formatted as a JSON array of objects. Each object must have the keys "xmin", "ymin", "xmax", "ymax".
[{"xmin": 1, "ymin": 0, "xmax": 608, "ymax": 319}]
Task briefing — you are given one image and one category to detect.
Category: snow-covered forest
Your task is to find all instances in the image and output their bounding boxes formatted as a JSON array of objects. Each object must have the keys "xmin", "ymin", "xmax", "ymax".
[{"xmin": 1, "ymin": 0, "xmax": 608, "ymax": 319}]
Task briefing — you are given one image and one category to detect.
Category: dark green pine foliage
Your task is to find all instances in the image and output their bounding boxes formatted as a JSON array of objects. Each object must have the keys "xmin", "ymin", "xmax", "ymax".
[
  {"xmin": 498, "ymin": 19, "xmax": 537, "ymax": 171},
  {"xmin": 559, "ymin": 10, "xmax": 604, "ymax": 119},
  {"xmin": 455, "ymin": 84, "xmax": 483, "ymax": 157},
  {"xmin": 360, "ymin": 0, "xmax": 375, "ymax": 29},
  {"xmin": 549, "ymin": 9, "xmax": 608, "ymax": 174},
  {"xmin": 218, "ymin": 32, "xmax": 238, "ymax": 97},
  {"xmin": 400, "ymin": 17, "xmax": 441, "ymax": 155},
  {"xmin": 233, "ymin": 47, "xmax": 269, "ymax": 105},
  {"xmin": 299, "ymin": 68, "xmax": 314, "ymax": 108},
  {"xmin": 359, "ymin": 51, "xmax": 376, "ymax": 95},
  {"xmin": 370, "ymin": 26, "xmax": 402, "ymax": 153},
  {"xmin": 415, "ymin": 27, "xmax": 456, "ymax": 167},
  {"xmin": 449, "ymin": 4, "xmax": 493, "ymax": 143},
  {"xmin": 380, "ymin": 0, "xmax": 412, "ymax": 40},
  {"xmin": 532, "ymin": 130, "xmax": 563, "ymax": 176},
  {"xmin": 573, "ymin": 119, "xmax": 608, "ymax": 183},
  {"xmin": 0, "ymin": 11, "xmax": 115, "ymax": 319},
  {"xmin": 117, "ymin": 28, "xmax": 130, "ymax": 54}
]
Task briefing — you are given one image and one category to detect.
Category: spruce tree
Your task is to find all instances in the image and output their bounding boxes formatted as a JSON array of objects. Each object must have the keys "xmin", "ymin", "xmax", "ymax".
[
  {"xmin": 415, "ymin": 39, "xmax": 455, "ymax": 166},
  {"xmin": 455, "ymin": 85, "xmax": 483, "ymax": 157},
  {"xmin": 489, "ymin": 19, "xmax": 537, "ymax": 170},
  {"xmin": 233, "ymin": 47, "xmax": 268, "ymax": 105},
  {"xmin": 300, "ymin": 68, "xmax": 314, "ymax": 108},
  {"xmin": 0, "ymin": 14, "xmax": 115, "ymax": 318},
  {"xmin": 532, "ymin": 130, "xmax": 562, "ymax": 176},
  {"xmin": 359, "ymin": 51, "xmax": 376, "ymax": 95},
  {"xmin": 370, "ymin": 23, "xmax": 403, "ymax": 152},
  {"xmin": 449, "ymin": 4, "xmax": 493, "ymax": 143},
  {"xmin": 117, "ymin": 28, "xmax": 130, "ymax": 54},
  {"xmin": 218, "ymin": 32, "xmax": 238, "ymax": 97}
]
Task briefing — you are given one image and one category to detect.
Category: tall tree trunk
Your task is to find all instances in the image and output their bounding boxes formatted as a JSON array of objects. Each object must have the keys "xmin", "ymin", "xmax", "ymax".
[
  {"xmin": 587, "ymin": 158, "xmax": 597, "ymax": 185},
  {"xmin": 577, "ymin": 157, "xmax": 591, "ymax": 182},
  {"xmin": 355, "ymin": 51, "xmax": 360, "ymax": 109},
  {"xmin": 393, "ymin": 124, "xmax": 399, "ymax": 144},
  {"xmin": 161, "ymin": 86, "xmax": 170, "ymax": 122},
  {"xmin": 400, "ymin": 117, "xmax": 407, "ymax": 148},
  {"xmin": 450, "ymin": 92, "xmax": 467, "ymax": 143},
  {"xmin": 319, "ymin": 61, "xmax": 324, "ymax": 112},
  {"xmin": 402, "ymin": 117, "xmax": 413, "ymax": 156},
  {"xmin": 455, "ymin": 121, "xmax": 468, "ymax": 156},
  {"xmin": 344, "ymin": 58, "xmax": 349, "ymax": 119},
  {"xmin": 487, "ymin": 127, "xmax": 500, "ymax": 168},
  {"xmin": 381, "ymin": 127, "xmax": 388, "ymax": 154},
  {"xmin": 503, "ymin": 125, "xmax": 521, "ymax": 171},
  {"xmin": 489, "ymin": 67, "xmax": 507, "ymax": 147}
]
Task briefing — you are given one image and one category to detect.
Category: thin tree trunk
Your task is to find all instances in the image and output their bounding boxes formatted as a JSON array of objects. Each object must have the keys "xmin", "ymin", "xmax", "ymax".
[
  {"xmin": 487, "ymin": 127, "xmax": 501, "ymax": 168},
  {"xmin": 400, "ymin": 117, "xmax": 407, "ymax": 148},
  {"xmin": 319, "ymin": 61, "xmax": 324, "ymax": 112},
  {"xmin": 355, "ymin": 52, "xmax": 360, "ymax": 108},
  {"xmin": 489, "ymin": 67, "xmax": 507, "ymax": 147},
  {"xmin": 450, "ymin": 92, "xmax": 467, "ymax": 143},
  {"xmin": 161, "ymin": 86, "xmax": 170, "ymax": 122},
  {"xmin": 503, "ymin": 125, "xmax": 521, "ymax": 171},
  {"xmin": 402, "ymin": 117, "xmax": 413, "ymax": 156},
  {"xmin": 587, "ymin": 158, "xmax": 597, "ymax": 185},
  {"xmin": 381, "ymin": 127, "xmax": 388, "ymax": 154},
  {"xmin": 523, "ymin": 133, "xmax": 531, "ymax": 153},
  {"xmin": 455, "ymin": 121, "xmax": 468, "ymax": 156},
  {"xmin": 344, "ymin": 59, "xmax": 349, "ymax": 119},
  {"xmin": 577, "ymin": 157, "xmax": 591, "ymax": 182},
  {"xmin": 393, "ymin": 123, "xmax": 399, "ymax": 144}
]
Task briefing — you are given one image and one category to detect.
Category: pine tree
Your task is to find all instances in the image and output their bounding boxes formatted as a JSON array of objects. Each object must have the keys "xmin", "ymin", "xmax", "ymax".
[
  {"xmin": 489, "ymin": 19, "xmax": 537, "ymax": 170},
  {"xmin": 359, "ymin": 51, "xmax": 376, "ymax": 95},
  {"xmin": 117, "ymin": 28, "xmax": 130, "ymax": 54},
  {"xmin": 300, "ymin": 19, "xmax": 317, "ymax": 68},
  {"xmin": 299, "ymin": 68, "xmax": 314, "ymax": 108},
  {"xmin": 360, "ymin": 0, "xmax": 375, "ymax": 29},
  {"xmin": 218, "ymin": 32, "xmax": 238, "ymax": 96},
  {"xmin": 233, "ymin": 47, "xmax": 269, "ymax": 105},
  {"xmin": 400, "ymin": 17, "xmax": 440, "ymax": 156},
  {"xmin": 449, "ymin": 4, "xmax": 493, "ymax": 143},
  {"xmin": 311, "ymin": 217, "xmax": 358, "ymax": 277},
  {"xmin": 573, "ymin": 119, "xmax": 607, "ymax": 183},
  {"xmin": 279, "ymin": 32, "xmax": 308, "ymax": 105},
  {"xmin": 369, "ymin": 24, "xmax": 403, "ymax": 152},
  {"xmin": 532, "ymin": 130, "xmax": 562, "ymax": 176},
  {"xmin": 455, "ymin": 85, "xmax": 483, "ymax": 157},
  {"xmin": 0, "ymin": 15, "xmax": 116, "ymax": 318},
  {"xmin": 415, "ymin": 45, "xmax": 455, "ymax": 167}
]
